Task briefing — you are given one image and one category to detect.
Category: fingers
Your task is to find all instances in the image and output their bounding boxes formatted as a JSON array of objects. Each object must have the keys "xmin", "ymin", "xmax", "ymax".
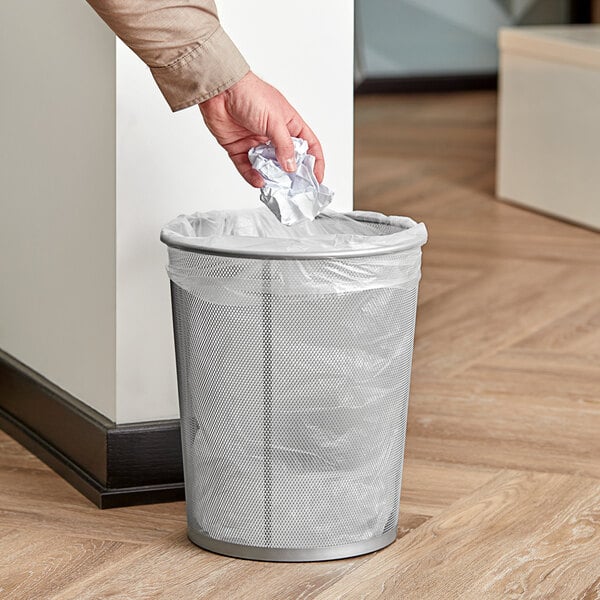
[
  {"xmin": 228, "ymin": 150, "xmax": 265, "ymax": 188},
  {"xmin": 223, "ymin": 136, "xmax": 269, "ymax": 158},
  {"xmin": 245, "ymin": 168, "xmax": 265, "ymax": 188},
  {"xmin": 267, "ymin": 120, "xmax": 296, "ymax": 173},
  {"xmin": 220, "ymin": 136, "xmax": 268, "ymax": 188},
  {"xmin": 299, "ymin": 126, "xmax": 325, "ymax": 183},
  {"xmin": 287, "ymin": 116, "xmax": 325, "ymax": 183}
]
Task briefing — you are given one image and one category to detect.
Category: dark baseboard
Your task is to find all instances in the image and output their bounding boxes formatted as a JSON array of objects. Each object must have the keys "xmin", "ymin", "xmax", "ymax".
[
  {"xmin": 570, "ymin": 0, "xmax": 592, "ymax": 23},
  {"xmin": 355, "ymin": 73, "xmax": 498, "ymax": 95},
  {"xmin": 0, "ymin": 349, "xmax": 184, "ymax": 508}
]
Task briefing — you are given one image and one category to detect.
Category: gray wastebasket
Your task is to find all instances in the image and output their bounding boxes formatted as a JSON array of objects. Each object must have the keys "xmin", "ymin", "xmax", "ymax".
[{"xmin": 161, "ymin": 208, "xmax": 427, "ymax": 562}]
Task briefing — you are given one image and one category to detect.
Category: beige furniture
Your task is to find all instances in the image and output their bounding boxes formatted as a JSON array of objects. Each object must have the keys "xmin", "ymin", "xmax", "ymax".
[{"xmin": 497, "ymin": 26, "xmax": 600, "ymax": 230}]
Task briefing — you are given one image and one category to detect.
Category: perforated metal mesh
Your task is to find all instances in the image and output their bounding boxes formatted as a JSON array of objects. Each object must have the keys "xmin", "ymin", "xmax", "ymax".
[{"xmin": 170, "ymin": 250, "xmax": 418, "ymax": 550}]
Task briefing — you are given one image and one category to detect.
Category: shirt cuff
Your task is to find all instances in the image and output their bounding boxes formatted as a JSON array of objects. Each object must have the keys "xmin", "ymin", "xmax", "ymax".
[{"xmin": 150, "ymin": 25, "xmax": 250, "ymax": 112}]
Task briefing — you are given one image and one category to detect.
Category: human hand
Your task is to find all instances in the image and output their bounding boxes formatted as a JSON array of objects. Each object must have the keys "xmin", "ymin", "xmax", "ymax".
[{"xmin": 199, "ymin": 71, "xmax": 324, "ymax": 188}]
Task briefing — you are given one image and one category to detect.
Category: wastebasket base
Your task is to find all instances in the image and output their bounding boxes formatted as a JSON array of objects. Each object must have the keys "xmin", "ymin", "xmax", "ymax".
[{"xmin": 187, "ymin": 528, "xmax": 397, "ymax": 562}]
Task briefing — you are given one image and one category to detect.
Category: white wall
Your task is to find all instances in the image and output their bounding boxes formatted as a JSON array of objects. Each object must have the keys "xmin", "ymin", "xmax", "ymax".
[
  {"xmin": 0, "ymin": 1, "xmax": 118, "ymax": 420},
  {"xmin": 115, "ymin": 0, "xmax": 355, "ymax": 423}
]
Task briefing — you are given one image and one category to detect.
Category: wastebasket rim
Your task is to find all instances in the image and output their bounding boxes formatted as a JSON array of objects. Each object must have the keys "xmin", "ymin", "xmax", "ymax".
[{"xmin": 160, "ymin": 211, "xmax": 427, "ymax": 260}]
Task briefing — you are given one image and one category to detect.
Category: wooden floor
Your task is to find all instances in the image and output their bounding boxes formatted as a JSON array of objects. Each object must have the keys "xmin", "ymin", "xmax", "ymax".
[{"xmin": 2, "ymin": 92, "xmax": 600, "ymax": 599}]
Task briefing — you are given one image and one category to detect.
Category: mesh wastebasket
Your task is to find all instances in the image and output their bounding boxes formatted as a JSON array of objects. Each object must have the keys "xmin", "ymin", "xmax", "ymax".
[{"xmin": 161, "ymin": 208, "xmax": 427, "ymax": 562}]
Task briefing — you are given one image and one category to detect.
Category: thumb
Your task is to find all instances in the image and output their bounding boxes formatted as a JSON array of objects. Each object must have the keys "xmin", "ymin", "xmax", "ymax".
[{"xmin": 268, "ymin": 120, "xmax": 296, "ymax": 173}]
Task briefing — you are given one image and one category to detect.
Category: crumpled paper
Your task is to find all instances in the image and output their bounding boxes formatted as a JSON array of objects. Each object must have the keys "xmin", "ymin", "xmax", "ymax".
[{"xmin": 248, "ymin": 137, "xmax": 334, "ymax": 226}]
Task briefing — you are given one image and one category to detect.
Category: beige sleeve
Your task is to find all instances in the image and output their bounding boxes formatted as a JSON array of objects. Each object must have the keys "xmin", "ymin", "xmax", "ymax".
[{"xmin": 85, "ymin": 0, "xmax": 250, "ymax": 111}]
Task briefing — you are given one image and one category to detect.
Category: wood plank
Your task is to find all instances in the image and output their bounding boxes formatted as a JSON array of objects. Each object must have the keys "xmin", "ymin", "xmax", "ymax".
[
  {"xmin": 412, "ymin": 261, "xmax": 599, "ymax": 377},
  {"xmin": 53, "ymin": 514, "xmax": 428, "ymax": 600},
  {"xmin": 0, "ymin": 496, "xmax": 186, "ymax": 545},
  {"xmin": 421, "ymin": 228, "xmax": 600, "ymax": 266},
  {"xmin": 313, "ymin": 471, "xmax": 600, "ymax": 600},
  {"xmin": 0, "ymin": 529, "xmax": 139, "ymax": 599},
  {"xmin": 0, "ymin": 428, "xmax": 49, "ymax": 471},
  {"xmin": 417, "ymin": 264, "xmax": 481, "ymax": 305},
  {"xmin": 53, "ymin": 530, "xmax": 235, "ymax": 600},
  {"xmin": 49, "ymin": 459, "xmax": 495, "ymax": 599},
  {"xmin": 463, "ymin": 348, "xmax": 600, "ymax": 399},
  {"xmin": 577, "ymin": 576, "xmax": 600, "ymax": 600},
  {"xmin": 405, "ymin": 367, "xmax": 600, "ymax": 479},
  {"xmin": 515, "ymin": 298, "xmax": 600, "ymax": 354},
  {"xmin": 399, "ymin": 458, "xmax": 497, "ymax": 517},
  {"xmin": 0, "ymin": 444, "xmax": 187, "ymax": 543}
]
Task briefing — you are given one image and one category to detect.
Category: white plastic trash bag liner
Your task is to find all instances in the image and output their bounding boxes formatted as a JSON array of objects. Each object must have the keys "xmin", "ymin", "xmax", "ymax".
[
  {"xmin": 162, "ymin": 207, "xmax": 427, "ymax": 561},
  {"xmin": 162, "ymin": 206, "xmax": 427, "ymax": 299}
]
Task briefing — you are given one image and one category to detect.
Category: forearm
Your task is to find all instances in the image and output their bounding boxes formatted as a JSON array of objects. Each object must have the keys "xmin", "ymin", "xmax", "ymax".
[{"xmin": 85, "ymin": 0, "xmax": 249, "ymax": 110}]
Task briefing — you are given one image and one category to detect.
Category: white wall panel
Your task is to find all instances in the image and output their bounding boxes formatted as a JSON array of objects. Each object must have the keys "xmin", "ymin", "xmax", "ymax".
[
  {"xmin": 0, "ymin": 1, "xmax": 117, "ymax": 419},
  {"xmin": 115, "ymin": 1, "xmax": 354, "ymax": 422}
]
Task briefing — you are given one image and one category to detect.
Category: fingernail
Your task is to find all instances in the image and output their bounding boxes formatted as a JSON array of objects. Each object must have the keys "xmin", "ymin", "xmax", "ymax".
[{"xmin": 285, "ymin": 158, "xmax": 296, "ymax": 172}]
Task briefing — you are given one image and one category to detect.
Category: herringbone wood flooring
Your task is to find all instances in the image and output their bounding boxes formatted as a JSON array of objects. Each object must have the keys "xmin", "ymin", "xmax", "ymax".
[{"xmin": 1, "ymin": 92, "xmax": 599, "ymax": 599}]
